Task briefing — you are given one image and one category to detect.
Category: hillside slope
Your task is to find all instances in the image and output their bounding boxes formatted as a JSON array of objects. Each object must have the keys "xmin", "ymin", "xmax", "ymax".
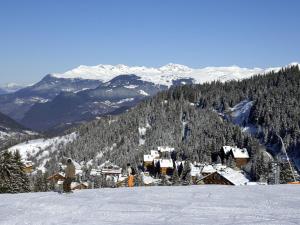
[
  {"xmin": 0, "ymin": 63, "xmax": 289, "ymax": 132},
  {"xmin": 0, "ymin": 112, "xmax": 37, "ymax": 150},
  {"xmin": 0, "ymin": 185, "xmax": 299, "ymax": 225}
]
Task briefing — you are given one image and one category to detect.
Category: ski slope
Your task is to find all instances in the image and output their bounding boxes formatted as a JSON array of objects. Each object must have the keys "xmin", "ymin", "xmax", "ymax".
[{"xmin": 0, "ymin": 185, "xmax": 300, "ymax": 225}]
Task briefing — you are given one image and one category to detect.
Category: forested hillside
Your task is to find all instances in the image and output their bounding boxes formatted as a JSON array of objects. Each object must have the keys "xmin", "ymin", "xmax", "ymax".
[
  {"xmin": 0, "ymin": 112, "xmax": 38, "ymax": 150},
  {"xmin": 35, "ymin": 65, "xmax": 298, "ymax": 183},
  {"xmin": 169, "ymin": 65, "xmax": 300, "ymax": 163}
]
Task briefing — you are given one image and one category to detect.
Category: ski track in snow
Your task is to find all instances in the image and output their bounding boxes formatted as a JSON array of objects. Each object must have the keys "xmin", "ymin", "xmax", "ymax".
[{"xmin": 0, "ymin": 185, "xmax": 300, "ymax": 225}]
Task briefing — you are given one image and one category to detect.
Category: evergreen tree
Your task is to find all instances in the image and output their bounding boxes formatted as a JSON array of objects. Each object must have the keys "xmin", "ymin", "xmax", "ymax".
[
  {"xmin": 0, "ymin": 150, "xmax": 30, "ymax": 193},
  {"xmin": 280, "ymin": 162, "xmax": 295, "ymax": 184}
]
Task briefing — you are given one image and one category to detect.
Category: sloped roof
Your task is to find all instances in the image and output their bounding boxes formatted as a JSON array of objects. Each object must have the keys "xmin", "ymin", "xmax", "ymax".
[
  {"xmin": 157, "ymin": 146, "xmax": 175, "ymax": 152},
  {"xmin": 144, "ymin": 154, "xmax": 154, "ymax": 162},
  {"xmin": 222, "ymin": 146, "xmax": 249, "ymax": 159},
  {"xmin": 202, "ymin": 165, "xmax": 216, "ymax": 174},
  {"xmin": 222, "ymin": 146, "xmax": 232, "ymax": 154},
  {"xmin": 217, "ymin": 167, "xmax": 249, "ymax": 185},
  {"xmin": 231, "ymin": 147, "xmax": 249, "ymax": 159},
  {"xmin": 154, "ymin": 159, "xmax": 173, "ymax": 168}
]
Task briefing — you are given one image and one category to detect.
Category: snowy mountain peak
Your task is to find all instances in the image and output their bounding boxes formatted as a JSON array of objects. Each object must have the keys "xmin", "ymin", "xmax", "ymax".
[
  {"xmin": 51, "ymin": 63, "xmax": 297, "ymax": 87},
  {"xmin": 158, "ymin": 63, "xmax": 192, "ymax": 73}
]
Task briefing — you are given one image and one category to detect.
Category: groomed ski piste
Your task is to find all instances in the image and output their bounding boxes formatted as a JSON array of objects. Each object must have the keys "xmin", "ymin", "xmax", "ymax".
[{"xmin": 1, "ymin": 185, "xmax": 300, "ymax": 225}]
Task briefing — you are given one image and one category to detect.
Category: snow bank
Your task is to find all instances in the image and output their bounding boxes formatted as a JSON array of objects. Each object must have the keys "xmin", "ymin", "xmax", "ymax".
[{"xmin": 0, "ymin": 185, "xmax": 300, "ymax": 225}]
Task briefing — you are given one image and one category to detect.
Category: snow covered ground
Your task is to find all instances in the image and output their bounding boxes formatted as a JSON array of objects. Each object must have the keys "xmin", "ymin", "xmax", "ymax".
[
  {"xmin": 7, "ymin": 132, "xmax": 77, "ymax": 172},
  {"xmin": 1, "ymin": 185, "xmax": 300, "ymax": 225}
]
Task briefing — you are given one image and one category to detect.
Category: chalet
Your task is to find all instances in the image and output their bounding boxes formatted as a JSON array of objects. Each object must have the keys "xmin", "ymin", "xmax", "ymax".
[
  {"xmin": 100, "ymin": 161, "xmax": 122, "ymax": 176},
  {"xmin": 90, "ymin": 169, "xmax": 101, "ymax": 176},
  {"xmin": 198, "ymin": 167, "xmax": 249, "ymax": 185},
  {"xmin": 144, "ymin": 154, "xmax": 154, "ymax": 167},
  {"xmin": 47, "ymin": 172, "xmax": 65, "ymax": 183},
  {"xmin": 22, "ymin": 161, "xmax": 33, "ymax": 173},
  {"xmin": 71, "ymin": 182, "xmax": 89, "ymax": 190},
  {"xmin": 157, "ymin": 146, "xmax": 175, "ymax": 153},
  {"xmin": 154, "ymin": 158, "xmax": 173, "ymax": 175},
  {"xmin": 221, "ymin": 146, "xmax": 249, "ymax": 168}
]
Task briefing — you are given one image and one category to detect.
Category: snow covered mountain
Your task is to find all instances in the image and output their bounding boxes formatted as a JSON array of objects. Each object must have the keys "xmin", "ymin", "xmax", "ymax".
[
  {"xmin": 0, "ymin": 62, "xmax": 298, "ymax": 132},
  {"xmin": 0, "ymin": 75, "xmax": 102, "ymax": 121},
  {"xmin": 52, "ymin": 63, "xmax": 289, "ymax": 86},
  {"xmin": 20, "ymin": 74, "xmax": 168, "ymax": 131}
]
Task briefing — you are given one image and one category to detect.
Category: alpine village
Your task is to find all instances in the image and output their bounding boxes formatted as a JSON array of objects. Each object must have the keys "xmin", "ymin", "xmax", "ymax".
[{"xmin": 1, "ymin": 65, "xmax": 300, "ymax": 193}]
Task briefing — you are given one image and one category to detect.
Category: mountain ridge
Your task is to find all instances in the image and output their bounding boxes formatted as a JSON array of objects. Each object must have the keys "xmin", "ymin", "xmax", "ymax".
[{"xmin": 51, "ymin": 62, "xmax": 296, "ymax": 86}]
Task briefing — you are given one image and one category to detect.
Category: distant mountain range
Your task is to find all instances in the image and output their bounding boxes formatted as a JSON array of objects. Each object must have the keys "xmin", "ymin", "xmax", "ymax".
[
  {"xmin": 0, "ymin": 83, "xmax": 26, "ymax": 95},
  {"xmin": 0, "ymin": 63, "xmax": 297, "ymax": 132}
]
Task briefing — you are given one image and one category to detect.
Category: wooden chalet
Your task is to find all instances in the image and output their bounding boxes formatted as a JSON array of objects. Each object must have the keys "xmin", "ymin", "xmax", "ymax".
[
  {"xmin": 198, "ymin": 167, "xmax": 249, "ymax": 185},
  {"xmin": 154, "ymin": 159, "xmax": 174, "ymax": 175},
  {"xmin": 100, "ymin": 162, "xmax": 122, "ymax": 176},
  {"xmin": 47, "ymin": 172, "xmax": 65, "ymax": 183},
  {"xmin": 71, "ymin": 182, "xmax": 89, "ymax": 190},
  {"xmin": 221, "ymin": 146, "xmax": 249, "ymax": 168},
  {"xmin": 22, "ymin": 161, "xmax": 33, "ymax": 173},
  {"xmin": 144, "ymin": 154, "xmax": 154, "ymax": 167}
]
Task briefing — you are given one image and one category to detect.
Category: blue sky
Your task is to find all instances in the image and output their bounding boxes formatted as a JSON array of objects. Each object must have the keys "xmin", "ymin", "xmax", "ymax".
[{"xmin": 0, "ymin": 0, "xmax": 299, "ymax": 84}]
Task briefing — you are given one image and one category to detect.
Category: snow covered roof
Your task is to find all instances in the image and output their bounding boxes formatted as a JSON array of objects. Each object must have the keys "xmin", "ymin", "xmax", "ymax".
[
  {"xmin": 138, "ymin": 127, "xmax": 147, "ymax": 136},
  {"xmin": 144, "ymin": 154, "xmax": 154, "ymax": 162},
  {"xmin": 23, "ymin": 161, "xmax": 33, "ymax": 167},
  {"xmin": 231, "ymin": 147, "xmax": 249, "ymax": 159},
  {"xmin": 154, "ymin": 159, "xmax": 173, "ymax": 168},
  {"xmin": 202, "ymin": 165, "xmax": 216, "ymax": 174},
  {"xmin": 217, "ymin": 168, "xmax": 249, "ymax": 185},
  {"xmin": 222, "ymin": 146, "xmax": 249, "ymax": 159},
  {"xmin": 222, "ymin": 146, "xmax": 232, "ymax": 154},
  {"xmin": 98, "ymin": 161, "xmax": 122, "ymax": 174},
  {"xmin": 157, "ymin": 146, "xmax": 175, "ymax": 152}
]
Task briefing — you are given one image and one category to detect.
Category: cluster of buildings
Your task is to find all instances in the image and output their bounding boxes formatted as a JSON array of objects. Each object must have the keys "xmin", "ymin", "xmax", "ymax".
[
  {"xmin": 47, "ymin": 161, "xmax": 125, "ymax": 190},
  {"xmin": 44, "ymin": 145, "xmax": 252, "ymax": 190},
  {"xmin": 143, "ymin": 146, "xmax": 175, "ymax": 175},
  {"xmin": 142, "ymin": 145, "xmax": 251, "ymax": 186}
]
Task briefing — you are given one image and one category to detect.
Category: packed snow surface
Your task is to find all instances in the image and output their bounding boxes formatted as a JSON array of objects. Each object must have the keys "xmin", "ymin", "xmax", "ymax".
[
  {"xmin": 1, "ymin": 185, "xmax": 300, "ymax": 225},
  {"xmin": 50, "ymin": 63, "xmax": 297, "ymax": 87}
]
